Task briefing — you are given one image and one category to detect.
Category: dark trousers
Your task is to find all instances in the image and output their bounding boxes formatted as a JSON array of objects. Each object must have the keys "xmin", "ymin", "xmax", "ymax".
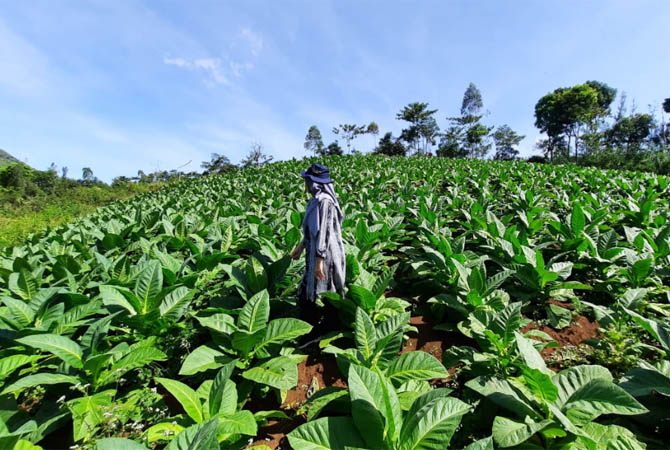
[{"xmin": 297, "ymin": 283, "xmax": 339, "ymax": 332}]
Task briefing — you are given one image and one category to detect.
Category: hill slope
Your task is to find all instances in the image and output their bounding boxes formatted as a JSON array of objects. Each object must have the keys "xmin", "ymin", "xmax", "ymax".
[{"xmin": 0, "ymin": 149, "xmax": 21, "ymax": 167}]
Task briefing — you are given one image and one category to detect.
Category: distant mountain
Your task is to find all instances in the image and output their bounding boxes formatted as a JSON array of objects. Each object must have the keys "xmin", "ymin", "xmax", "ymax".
[{"xmin": 0, "ymin": 149, "xmax": 22, "ymax": 168}]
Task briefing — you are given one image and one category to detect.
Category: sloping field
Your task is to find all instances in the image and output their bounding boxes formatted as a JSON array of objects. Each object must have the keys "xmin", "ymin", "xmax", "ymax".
[{"xmin": 1, "ymin": 155, "xmax": 669, "ymax": 449}]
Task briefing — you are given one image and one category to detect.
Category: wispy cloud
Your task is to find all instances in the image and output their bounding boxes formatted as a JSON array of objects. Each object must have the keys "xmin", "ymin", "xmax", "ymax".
[
  {"xmin": 240, "ymin": 27, "xmax": 263, "ymax": 56},
  {"xmin": 164, "ymin": 56, "xmax": 229, "ymax": 86}
]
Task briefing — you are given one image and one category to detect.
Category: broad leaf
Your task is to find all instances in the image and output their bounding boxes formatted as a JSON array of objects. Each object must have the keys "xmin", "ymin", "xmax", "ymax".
[
  {"xmin": 179, "ymin": 345, "xmax": 228, "ymax": 376},
  {"xmin": 242, "ymin": 356, "xmax": 298, "ymax": 390},
  {"xmin": 385, "ymin": 351, "xmax": 448, "ymax": 383},
  {"xmin": 156, "ymin": 377, "xmax": 203, "ymax": 423},
  {"xmin": 16, "ymin": 334, "xmax": 83, "ymax": 368},
  {"xmin": 238, "ymin": 289, "xmax": 270, "ymax": 333},
  {"xmin": 288, "ymin": 416, "xmax": 367, "ymax": 450}
]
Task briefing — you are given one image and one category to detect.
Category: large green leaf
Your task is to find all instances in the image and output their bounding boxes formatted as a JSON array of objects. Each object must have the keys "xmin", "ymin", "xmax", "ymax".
[
  {"xmin": 348, "ymin": 364, "xmax": 401, "ymax": 448},
  {"xmin": 385, "ymin": 351, "xmax": 448, "ymax": 383},
  {"xmin": 620, "ymin": 361, "xmax": 670, "ymax": 397},
  {"xmin": 96, "ymin": 438, "xmax": 149, "ymax": 450},
  {"xmin": 135, "ymin": 261, "xmax": 163, "ymax": 314},
  {"xmin": 521, "ymin": 366, "xmax": 557, "ymax": 403},
  {"xmin": 463, "ymin": 436, "xmax": 494, "ymax": 450},
  {"xmin": 217, "ymin": 410, "xmax": 257, "ymax": 436},
  {"xmin": 156, "ymin": 377, "xmax": 203, "ymax": 423},
  {"xmin": 465, "ymin": 376, "xmax": 538, "ymax": 419},
  {"xmin": 194, "ymin": 313, "xmax": 236, "ymax": 334},
  {"xmin": 563, "ymin": 378, "xmax": 648, "ymax": 420},
  {"xmin": 165, "ymin": 419, "xmax": 219, "ymax": 450},
  {"xmin": 625, "ymin": 308, "xmax": 670, "ymax": 350},
  {"xmin": 0, "ymin": 354, "xmax": 42, "ymax": 380},
  {"xmin": 580, "ymin": 422, "xmax": 646, "ymax": 450},
  {"xmin": 349, "ymin": 285, "xmax": 378, "ymax": 311},
  {"xmin": 571, "ymin": 203, "xmax": 586, "ymax": 234},
  {"xmin": 1, "ymin": 373, "xmax": 80, "ymax": 394},
  {"xmin": 515, "ymin": 332, "xmax": 551, "ymax": 375},
  {"xmin": 98, "ymin": 346, "xmax": 167, "ymax": 386},
  {"xmin": 238, "ymin": 289, "xmax": 270, "ymax": 333},
  {"xmin": 288, "ymin": 416, "xmax": 367, "ymax": 450},
  {"xmin": 16, "ymin": 334, "xmax": 83, "ymax": 368},
  {"xmin": 158, "ymin": 286, "xmax": 194, "ymax": 321},
  {"xmin": 399, "ymin": 396, "xmax": 471, "ymax": 450},
  {"xmin": 68, "ymin": 390, "xmax": 115, "ymax": 441},
  {"xmin": 242, "ymin": 356, "xmax": 298, "ymax": 390},
  {"xmin": 354, "ymin": 308, "xmax": 377, "ymax": 361},
  {"xmin": 492, "ymin": 416, "xmax": 552, "ymax": 448},
  {"xmin": 553, "ymin": 365, "xmax": 613, "ymax": 408},
  {"xmin": 209, "ymin": 360, "xmax": 236, "ymax": 418},
  {"xmin": 245, "ymin": 256, "xmax": 268, "ymax": 296},
  {"xmin": 0, "ymin": 297, "xmax": 34, "ymax": 328},
  {"xmin": 255, "ymin": 318, "xmax": 312, "ymax": 353},
  {"xmin": 179, "ymin": 345, "xmax": 228, "ymax": 376}
]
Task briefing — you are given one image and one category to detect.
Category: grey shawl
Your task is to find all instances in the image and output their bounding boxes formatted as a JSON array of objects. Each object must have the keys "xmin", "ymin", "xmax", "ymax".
[{"xmin": 300, "ymin": 180, "xmax": 346, "ymax": 303}]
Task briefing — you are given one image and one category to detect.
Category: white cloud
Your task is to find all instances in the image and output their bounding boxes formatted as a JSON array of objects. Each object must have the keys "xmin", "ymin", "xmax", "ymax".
[
  {"xmin": 0, "ymin": 19, "xmax": 51, "ymax": 97},
  {"xmin": 240, "ymin": 27, "xmax": 263, "ymax": 56},
  {"xmin": 164, "ymin": 56, "xmax": 229, "ymax": 85}
]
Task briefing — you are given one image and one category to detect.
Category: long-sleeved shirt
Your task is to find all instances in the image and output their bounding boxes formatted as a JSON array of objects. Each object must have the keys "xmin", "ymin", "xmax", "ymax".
[{"xmin": 299, "ymin": 197, "xmax": 346, "ymax": 303}]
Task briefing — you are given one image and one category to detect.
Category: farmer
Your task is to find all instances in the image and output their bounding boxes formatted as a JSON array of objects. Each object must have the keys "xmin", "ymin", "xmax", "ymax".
[{"xmin": 291, "ymin": 163, "xmax": 345, "ymax": 332}]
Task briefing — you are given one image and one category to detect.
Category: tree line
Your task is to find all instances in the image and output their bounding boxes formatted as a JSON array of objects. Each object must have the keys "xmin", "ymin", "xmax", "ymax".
[{"xmin": 303, "ymin": 82, "xmax": 670, "ymax": 174}]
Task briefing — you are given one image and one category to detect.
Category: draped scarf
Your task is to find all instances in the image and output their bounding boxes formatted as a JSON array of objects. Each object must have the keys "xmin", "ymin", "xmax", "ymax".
[{"xmin": 303, "ymin": 179, "xmax": 343, "ymax": 237}]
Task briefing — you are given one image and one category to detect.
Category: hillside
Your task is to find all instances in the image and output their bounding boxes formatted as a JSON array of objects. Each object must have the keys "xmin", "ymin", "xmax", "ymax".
[
  {"xmin": 0, "ymin": 148, "xmax": 21, "ymax": 167},
  {"xmin": 0, "ymin": 155, "xmax": 668, "ymax": 449}
]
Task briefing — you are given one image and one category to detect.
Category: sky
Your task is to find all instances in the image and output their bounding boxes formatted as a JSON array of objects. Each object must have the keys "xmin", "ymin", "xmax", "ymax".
[{"xmin": 1, "ymin": 1, "xmax": 669, "ymax": 182}]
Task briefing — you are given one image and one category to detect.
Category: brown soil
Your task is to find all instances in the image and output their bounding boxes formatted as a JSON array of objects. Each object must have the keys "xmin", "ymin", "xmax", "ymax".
[
  {"xmin": 282, "ymin": 352, "xmax": 347, "ymax": 409},
  {"xmin": 249, "ymin": 416, "xmax": 305, "ymax": 450},
  {"xmin": 523, "ymin": 314, "xmax": 600, "ymax": 360},
  {"xmin": 247, "ymin": 351, "xmax": 346, "ymax": 449},
  {"xmin": 401, "ymin": 315, "xmax": 475, "ymax": 363}
]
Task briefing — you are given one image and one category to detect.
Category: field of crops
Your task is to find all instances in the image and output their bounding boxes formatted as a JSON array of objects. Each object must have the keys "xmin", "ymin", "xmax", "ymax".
[{"xmin": 1, "ymin": 155, "xmax": 669, "ymax": 450}]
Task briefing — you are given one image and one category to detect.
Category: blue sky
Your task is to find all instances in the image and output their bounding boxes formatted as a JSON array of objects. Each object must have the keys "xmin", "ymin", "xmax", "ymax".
[{"xmin": 1, "ymin": 1, "xmax": 669, "ymax": 181}]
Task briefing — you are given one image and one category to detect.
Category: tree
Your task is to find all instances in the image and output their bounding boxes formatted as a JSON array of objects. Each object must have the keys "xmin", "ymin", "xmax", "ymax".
[
  {"xmin": 366, "ymin": 122, "xmax": 379, "ymax": 151},
  {"xmin": 373, "ymin": 132, "xmax": 406, "ymax": 156},
  {"xmin": 605, "ymin": 113, "xmax": 654, "ymax": 152},
  {"xmin": 664, "ymin": 98, "xmax": 670, "ymax": 114},
  {"xmin": 396, "ymin": 102, "xmax": 439, "ymax": 155},
  {"xmin": 436, "ymin": 127, "xmax": 466, "ymax": 158},
  {"xmin": 534, "ymin": 81, "xmax": 616, "ymax": 158},
  {"xmin": 241, "ymin": 142, "xmax": 273, "ymax": 169},
  {"xmin": 325, "ymin": 141, "xmax": 343, "ymax": 156},
  {"xmin": 201, "ymin": 153, "xmax": 235, "ymax": 175},
  {"xmin": 535, "ymin": 136, "xmax": 568, "ymax": 162},
  {"xmin": 82, "ymin": 167, "xmax": 93, "ymax": 181},
  {"xmin": 461, "ymin": 82, "xmax": 484, "ymax": 116},
  {"xmin": 492, "ymin": 125, "xmax": 525, "ymax": 160},
  {"xmin": 304, "ymin": 125, "xmax": 325, "ymax": 156},
  {"xmin": 332, "ymin": 124, "xmax": 367, "ymax": 154},
  {"xmin": 61, "ymin": 166, "xmax": 68, "ymax": 179},
  {"xmin": 443, "ymin": 83, "xmax": 493, "ymax": 158}
]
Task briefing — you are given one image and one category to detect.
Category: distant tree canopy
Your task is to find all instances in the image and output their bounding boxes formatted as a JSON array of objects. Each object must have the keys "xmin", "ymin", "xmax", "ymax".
[
  {"xmin": 373, "ymin": 132, "xmax": 407, "ymax": 157},
  {"xmin": 325, "ymin": 141, "xmax": 343, "ymax": 156},
  {"xmin": 439, "ymin": 83, "xmax": 493, "ymax": 159},
  {"xmin": 663, "ymin": 97, "xmax": 670, "ymax": 114},
  {"xmin": 493, "ymin": 125, "xmax": 524, "ymax": 160},
  {"xmin": 304, "ymin": 125, "xmax": 325, "ymax": 156},
  {"xmin": 241, "ymin": 142, "xmax": 274, "ymax": 169},
  {"xmin": 534, "ymin": 81, "xmax": 616, "ymax": 158},
  {"xmin": 201, "ymin": 153, "xmax": 236, "ymax": 175},
  {"xmin": 396, "ymin": 102, "xmax": 439, "ymax": 156}
]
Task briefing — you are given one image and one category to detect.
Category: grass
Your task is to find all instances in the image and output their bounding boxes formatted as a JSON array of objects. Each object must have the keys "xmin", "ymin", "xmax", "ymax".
[{"xmin": 0, "ymin": 183, "xmax": 162, "ymax": 247}]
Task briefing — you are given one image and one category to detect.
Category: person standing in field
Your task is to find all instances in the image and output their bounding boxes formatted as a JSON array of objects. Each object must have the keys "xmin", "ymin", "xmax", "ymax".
[{"xmin": 291, "ymin": 163, "xmax": 345, "ymax": 332}]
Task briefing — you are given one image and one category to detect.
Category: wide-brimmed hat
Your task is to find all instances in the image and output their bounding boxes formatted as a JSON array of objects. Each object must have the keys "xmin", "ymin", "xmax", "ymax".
[{"xmin": 300, "ymin": 163, "xmax": 332, "ymax": 184}]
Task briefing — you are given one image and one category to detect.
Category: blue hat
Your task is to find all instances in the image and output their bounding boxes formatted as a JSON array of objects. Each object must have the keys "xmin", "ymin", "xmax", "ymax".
[{"xmin": 301, "ymin": 163, "xmax": 332, "ymax": 184}]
